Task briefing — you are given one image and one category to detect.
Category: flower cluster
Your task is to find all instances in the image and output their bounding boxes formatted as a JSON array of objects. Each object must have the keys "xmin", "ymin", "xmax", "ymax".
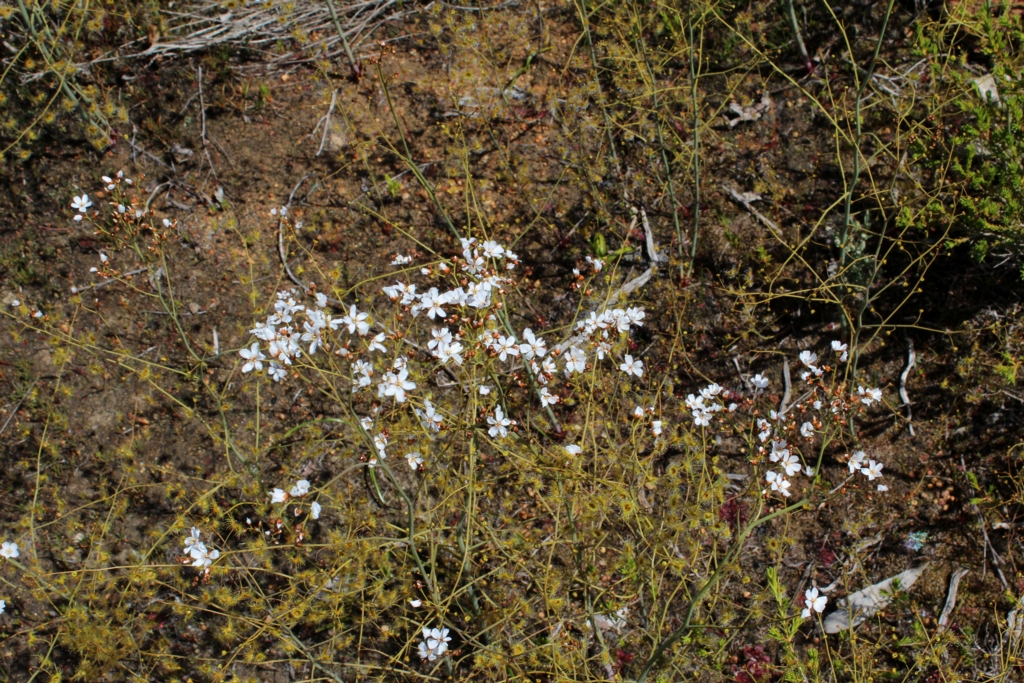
[
  {"xmin": 270, "ymin": 479, "xmax": 319, "ymax": 516},
  {"xmin": 239, "ymin": 240, "xmax": 650, "ymax": 468},
  {"xmin": 418, "ymin": 626, "xmax": 451, "ymax": 661},
  {"xmin": 685, "ymin": 382, "xmax": 726, "ymax": 427},
  {"xmin": 69, "ymin": 171, "xmax": 143, "ymax": 224},
  {"xmin": 183, "ymin": 527, "xmax": 219, "ymax": 571},
  {"xmin": 680, "ymin": 343, "xmax": 885, "ymax": 499},
  {"xmin": 847, "ymin": 449, "xmax": 885, "ymax": 489}
]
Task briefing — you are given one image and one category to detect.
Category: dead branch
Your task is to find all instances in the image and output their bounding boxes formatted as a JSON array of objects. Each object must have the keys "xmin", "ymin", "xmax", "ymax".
[
  {"xmin": 723, "ymin": 186, "xmax": 779, "ymax": 234},
  {"xmin": 314, "ymin": 89, "xmax": 339, "ymax": 157},
  {"xmin": 780, "ymin": 357, "xmax": 792, "ymax": 414},
  {"xmin": 899, "ymin": 339, "xmax": 916, "ymax": 437},
  {"xmin": 937, "ymin": 566, "xmax": 969, "ymax": 633}
]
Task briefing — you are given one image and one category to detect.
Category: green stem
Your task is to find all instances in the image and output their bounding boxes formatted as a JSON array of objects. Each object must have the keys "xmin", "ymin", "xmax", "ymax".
[
  {"xmin": 838, "ymin": 0, "xmax": 897, "ymax": 335},
  {"xmin": 687, "ymin": 10, "xmax": 702, "ymax": 275},
  {"xmin": 323, "ymin": 0, "xmax": 359, "ymax": 76},
  {"xmin": 375, "ymin": 63, "xmax": 461, "ymax": 240}
]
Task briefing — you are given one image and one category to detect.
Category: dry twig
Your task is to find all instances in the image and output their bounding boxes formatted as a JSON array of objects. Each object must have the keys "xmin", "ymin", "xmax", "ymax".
[
  {"xmin": 961, "ymin": 454, "xmax": 1010, "ymax": 592},
  {"xmin": 313, "ymin": 89, "xmax": 339, "ymax": 157},
  {"xmin": 937, "ymin": 566, "xmax": 969, "ymax": 633},
  {"xmin": 899, "ymin": 339, "xmax": 916, "ymax": 437}
]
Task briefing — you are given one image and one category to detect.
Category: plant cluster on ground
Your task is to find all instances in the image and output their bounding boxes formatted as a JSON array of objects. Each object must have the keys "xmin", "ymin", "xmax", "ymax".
[{"xmin": 1, "ymin": 0, "xmax": 1024, "ymax": 681}]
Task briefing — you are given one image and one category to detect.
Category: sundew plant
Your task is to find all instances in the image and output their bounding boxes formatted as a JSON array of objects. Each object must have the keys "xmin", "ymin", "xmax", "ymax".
[{"xmin": 0, "ymin": 169, "xmax": 899, "ymax": 682}]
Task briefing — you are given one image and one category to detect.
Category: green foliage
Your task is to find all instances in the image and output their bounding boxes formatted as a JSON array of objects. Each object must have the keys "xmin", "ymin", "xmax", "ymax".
[
  {"xmin": 0, "ymin": 0, "xmax": 163, "ymax": 161},
  {"xmin": 910, "ymin": 7, "xmax": 1024, "ymax": 267}
]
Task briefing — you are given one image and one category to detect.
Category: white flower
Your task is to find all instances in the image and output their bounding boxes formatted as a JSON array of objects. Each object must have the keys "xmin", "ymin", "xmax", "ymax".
[
  {"xmin": 858, "ymin": 386, "xmax": 883, "ymax": 406},
  {"xmin": 366, "ymin": 332, "xmax": 387, "ymax": 354},
  {"xmin": 491, "ymin": 335, "xmax": 520, "ymax": 361},
  {"xmin": 428, "ymin": 327, "xmax": 452, "ymax": 351},
  {"xmin": 766, "ymin": 470, "xmax": 791, "ymax": 497},
  {"xmin": 564, "ymin": 346, "xmax": 587, "ymax": 375},
  {"xmin": 652, "ymin": 420, "xmax": 663, "ymax": 436},
  {"xmin": 863, "ymin": 460, "xmax": 884, "ymax": 480},
  {"xmin": 800, "ymin": 421, "xmax": 815, "ymax": 439},
  {"xmin": 0, "ymin": 541, "xmax": 18, "ymax": 559},
  {"xmin": 848, "ymin": 450, "xmax": 867, "ymax": 474},
  {"xmin": 379, "ymin": 369, "xmax": 416, "ymax": 403},
  {"xmin": 831, "ymin": 340, "xmax": 849, "ymax": 362},
  {"xmin": 519, "ymin": 328, "xmax": 547, "ymax": 359},
  {"xmin": 310, "ymin": 501, "xmax": 322, "ymax": 519},
  {"xmin": 487, "ymin": 406, "xmax": 513, "ymax": 438},
  {"xmin": 421, "ymin": 287, "xmax": 447, "ymax": 320},
  {"xmin": 290, "ymin": 479, "xmax": 311, "ymax": 497},
  {"xmin": 799, "ymin": 350, "xmax": 818, "ymax": 368},
  {"xmin": 751, "ymin": 373, "xmax": 769, "ymax": 391},
  {"xmin": 353, "ymin": 361, "xmax": 374, "ymax": 390},
  {"xmin": 409, "ymin": 599, "xmax": 422, "ymax": 608},
  {"xmin": 585, "ymin": 255, "xmax": 604, "ymax": 272},
  {"xmin": 479, "ymin": 385, "xmax": 492, "ymax": 395},
  {"xmin": 804, "ymin": 466, "xmax": 815, "ymax": 477},
  {"xmin": 391, "ymin": 254, "xmax": 412, "ymax": 265},
  {"xmin": 417, "ymin": 399, "xmax": 443, "ymax": 432},
  {"xmin": 240, "ymin": 343, "xmax": 266, "ymax": 373},
  {"xmin": 406, "ymin": 452, "xmax": 424, "ymax": 470},
  {"xmin": 417, "ymin": 627, "xmax": 451, "ymax": 661},
  {"xmin": 565, "ymin": 444, "xmax": 582, "ymax": 456},
  {"xmin": 71, "ymin": 194, "xmax": 92, "ymax": 213},
  {"xmin": 0, "ymin": 600, "xmax": 5, "ymax": 615},
  {"xmin": 620, "ymin": 355, "xmax": 644, "ymax": 378},
  {"xmin": 268, "ymin": 363, "xmax": 288, "ymax": 382},
  {"xmin": 701, "ymin": 383, "xmax": 723, "ymax": 399},
  {"xmin": 781, "ymin": 453, "xmax": 801, "ymax": 477},
  {"xmin": 271, "ymin": 488, "xmax": 287, "ymax": 503},
  {"xmin": 342, "ymin": 305, "xmax": 371, "ymax": 336},
  {"xmin": 481, "ymin": 240, "xmax": 505, "ymax": 258},
  {"xmin": 539, "ymin": 387, "xmax": 559, "ymax": 405},
  {"xmin": 801, "ymin": 587, "xmax": 827, "ymax": 618},
  {"xmin": 634, "ymin": 406, "xmax": 645, "ymax": 418},
  {"xmin": 693, "ymin": 409, "xmax": 711, "ymax": 427},
  {"xmin": 183, "ymin": 527, "xmax": 202, "ymax": 554},
  {"xmin": 769, "ymin": 439, "xmax": 789, "ymax": 462},
  {"xmin": 189, "ymin": 543, "xmax": 220, "ymax": 569},
  {"xmin": 625, "ymin": 307, "xmax": 646, "ymax": 328},
  {"xmin": 438, "ymin": 341, "xmax": 465, "ymax": 366},
  {"xmin": 877, "ymin": 484, "xmax": 889, "ymax": 492}
]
